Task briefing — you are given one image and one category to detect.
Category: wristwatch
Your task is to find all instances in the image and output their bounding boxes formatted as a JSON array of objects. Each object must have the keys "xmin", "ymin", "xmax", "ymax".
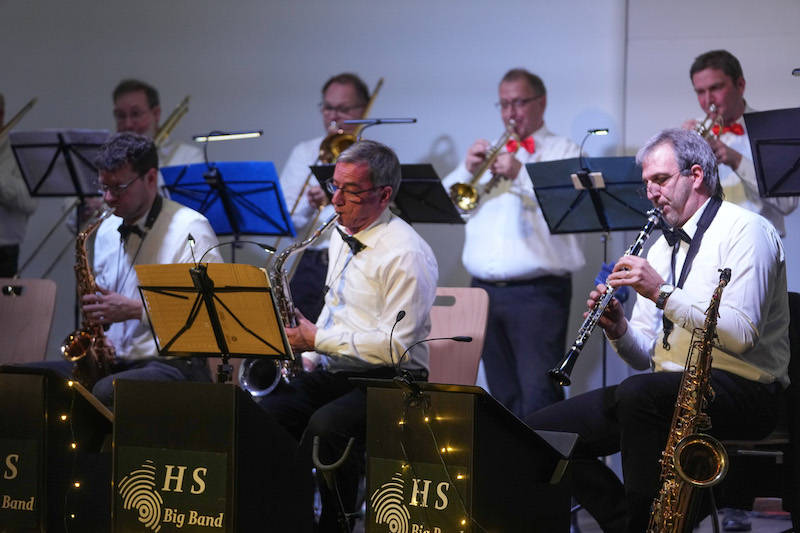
[{"xmin": 656, "ymin": 283, "xmax": 675, "ymax": 310}]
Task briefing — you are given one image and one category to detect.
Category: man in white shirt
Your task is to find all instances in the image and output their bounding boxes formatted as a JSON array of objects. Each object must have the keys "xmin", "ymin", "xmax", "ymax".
[
  {"xmin": 258, "ymin": 140, "xmax": 438, "ymax": 532},
  {"xmin": 80, "ymin": 132, "xmax": 221, "ymax": 405},
  {"xmin": 69, "ymin": 79, "xmax": 203, "ymax": 230},
  {"xmin": 442, "ymin": 68, "xmax": 585, "ymax": 418},
  {"xmin": 0, "ymin": 92, "xmax": 37, "ymax": 276},
  {"xmin": 525, "ymin": 128, "xmax": 789, "ymax": 532},
  {"xmin": 682, "ymin": 49, "xmax": 797, "ymax": 236},
  {"xmin": 280, "ymin": 73, "xmax": 370, "ymax": 323}
]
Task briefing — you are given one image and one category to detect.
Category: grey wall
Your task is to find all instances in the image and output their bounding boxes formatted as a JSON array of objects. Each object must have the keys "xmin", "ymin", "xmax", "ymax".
[{"xmin": 1, "ymin": 0, "xmax": 797, "ymax": 398}]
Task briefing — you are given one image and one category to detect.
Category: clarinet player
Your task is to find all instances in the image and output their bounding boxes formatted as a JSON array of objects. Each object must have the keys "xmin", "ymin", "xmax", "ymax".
[{"xmin": 524, "ymin": 128, "xmax": 789, "ymax": 532}]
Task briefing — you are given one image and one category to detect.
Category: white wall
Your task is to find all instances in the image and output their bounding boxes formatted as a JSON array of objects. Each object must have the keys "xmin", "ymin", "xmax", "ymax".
[{"xmin": 1, "ymin": 0, "xmax": 797, "ymax": 399}]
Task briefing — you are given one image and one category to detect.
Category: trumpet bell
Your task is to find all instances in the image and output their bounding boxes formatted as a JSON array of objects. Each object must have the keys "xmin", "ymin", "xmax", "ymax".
[{"xmin": 449, "ymin": 183, "xmax": 479, "ymax": 212}]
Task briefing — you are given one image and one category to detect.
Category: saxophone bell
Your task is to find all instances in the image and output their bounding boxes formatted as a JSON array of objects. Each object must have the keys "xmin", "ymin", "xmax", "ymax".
[
  {"xmin": 674, "ymin": 433, "xmax": 729, "ymax": 488},
  {"xmin": 239, "ymin": 213, "xmax": 340, "ymax": 397}
]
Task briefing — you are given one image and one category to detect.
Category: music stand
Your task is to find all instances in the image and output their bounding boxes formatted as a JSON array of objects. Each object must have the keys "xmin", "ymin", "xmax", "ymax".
[
  {"xmin": 527, "ymin": 156, "xmax": 652, "ymax": 387},
  {"xmin": 310, "ymin": 163, "xmax": 464, "ymax": 224},
  {"xmin": 743, "ymin": 107, "xmax": 800, "ymax": 197},
  {"xmin": 162, "ymin": 161, "xmax": 295, "ymax": 261},
  {"xmin": 135, "ymin": 262, "xmax": 292, "ymax": 384}
]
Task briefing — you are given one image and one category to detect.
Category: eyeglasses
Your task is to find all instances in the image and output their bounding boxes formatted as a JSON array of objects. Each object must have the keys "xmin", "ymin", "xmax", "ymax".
[
  {"xmin": 325, "ymin": 181, "xmax": 381, "ymax": 199},
  {"xmin": 319, "ymin": 102, "xmax": 365, "ymax": 115},
  {"xmin": 640, "ymin": 170, "xmax": 687, "ymax": 198},
  {"xmin": 99, "ymin": 174, "xmax": 142, "ymax": 196},
  {"xmin": 113, "ymin": 108, "xmax": 151, "ymax": 122},
  {"xmin": 495, "ymin": 95, "xmax": 543, "ymax": 111}
]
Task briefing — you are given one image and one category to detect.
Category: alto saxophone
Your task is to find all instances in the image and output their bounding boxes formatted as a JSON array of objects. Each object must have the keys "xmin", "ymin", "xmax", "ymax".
[
  {"xmin": 61, "ymin": 209, "xmax": 116, "ymax": 390},
  {"xmin": 239, "ymin": 213, "xmax": 340, "ymax": 396},
  {"xmin": 647, "ymin": 268, "xmax": 732, "ymax": 533}
]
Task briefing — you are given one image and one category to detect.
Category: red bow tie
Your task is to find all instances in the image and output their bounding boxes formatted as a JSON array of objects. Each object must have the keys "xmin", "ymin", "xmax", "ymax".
[
  {"xmin": 711, "ymin": 123, "xmax": 745, "ymax": 136},
  {"xmin": 506, "ymin": 136, "xmax": 535, "ymax": 154}
]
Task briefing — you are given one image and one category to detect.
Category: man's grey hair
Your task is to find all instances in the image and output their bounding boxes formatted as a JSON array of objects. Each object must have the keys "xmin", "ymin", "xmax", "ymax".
[
  {"xmin": 337, "ymin": 140, "xmax": 401, "ymax": 201},
  {"xmin": 636, "ymin": 128, "xmax": 722, "ymax": 199}
]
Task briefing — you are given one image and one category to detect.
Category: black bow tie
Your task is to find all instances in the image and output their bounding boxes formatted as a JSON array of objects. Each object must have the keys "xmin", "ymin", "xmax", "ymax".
[
  {"xmin": 662, "ymin": 226, "xmax": 691, "ymax": 247},
  {"xmin": 336, "ymin": 227, "xmax": 365, "ymax": 255},
  {"xmin": 118, "ymin": 223, "xmax": 145, "ymax": 242}
]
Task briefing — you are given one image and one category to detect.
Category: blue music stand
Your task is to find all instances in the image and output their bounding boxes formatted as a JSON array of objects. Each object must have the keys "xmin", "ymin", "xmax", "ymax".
[{"xmin": 162, "ymin": 161, "xmax": 295, "ymax": 241}]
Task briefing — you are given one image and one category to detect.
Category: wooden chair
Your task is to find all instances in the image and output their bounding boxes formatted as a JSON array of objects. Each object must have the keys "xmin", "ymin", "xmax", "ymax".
[
  {"xmin": 427, "ymin": 286, "xmax": 489, "ymax": 385},
  {"xmin": 0, "ymin": 277, "xmax": 57, "ymax": 363}
]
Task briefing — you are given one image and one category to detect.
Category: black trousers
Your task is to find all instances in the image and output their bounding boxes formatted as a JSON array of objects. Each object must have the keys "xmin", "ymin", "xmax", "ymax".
[
  {"xmin": 0, "ymin": 243, "xmax": 19, "ymax": 277},
  {"xmin": 473, "ymin": 275, "xmax": 571, "ymax": 417},
  {"xmin": 524, "ymin": 369, "xmax": 781, "ymax": 532},
  {"xmin": 257, "ymin": 367, "xmax": 416, "ymax": 532}
]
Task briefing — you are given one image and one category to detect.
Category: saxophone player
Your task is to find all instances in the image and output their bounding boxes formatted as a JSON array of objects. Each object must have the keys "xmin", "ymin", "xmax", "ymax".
[
  {"xmin": 525, "ymin": 128, "xmax": 789, "ymax": 532},
  {"xmin": 258, "ymin": 140, "xmax": 438, "ymax": 532},
  {"xmin": 32, "ymin": 133, "xmax": 223, "ymax": 406}
]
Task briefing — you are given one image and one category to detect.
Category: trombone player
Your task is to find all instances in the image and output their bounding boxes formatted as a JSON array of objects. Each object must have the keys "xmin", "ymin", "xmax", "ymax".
[
  {"xmin": 442, "ymin": 68, "xmax": 584, "ymax": 418},
  {"xmin": 681, "ymin": 49, "xmax": 797, "ymax": 236},
  {"xmin": 280, "ymin": 73, "xmax": 370, "ymax": 322}
]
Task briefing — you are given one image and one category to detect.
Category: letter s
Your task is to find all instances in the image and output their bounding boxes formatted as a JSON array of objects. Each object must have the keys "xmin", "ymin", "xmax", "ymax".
[{"xmin": 3, "ymin": 454, "xmax": 19, "ymax": 480}]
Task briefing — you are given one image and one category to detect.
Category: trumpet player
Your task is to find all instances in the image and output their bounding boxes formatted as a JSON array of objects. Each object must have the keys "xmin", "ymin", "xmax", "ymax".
[
  {"xmin": 681, "ymin": 49, "xmax": 797, "ymax": 236},
  {"xmin": 279, "ymin": 73, "xmax": 369, "ymax": 322},
  {"xmin": 258, "ymin": 141, "xmax": 438, "ymax": 532},
  {"xmin": 442, "ymin": 68, "xmax": 584, "ymax": 418},
  {"xmin": 525, "ymin": 128, "xmax": 789, "ymax": 532}
]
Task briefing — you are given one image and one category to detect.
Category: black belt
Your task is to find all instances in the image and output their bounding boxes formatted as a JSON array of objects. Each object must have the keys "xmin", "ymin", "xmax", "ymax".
[{"xmin": 474, "ymin": 273, "xmax": 570, "ymax": 288}]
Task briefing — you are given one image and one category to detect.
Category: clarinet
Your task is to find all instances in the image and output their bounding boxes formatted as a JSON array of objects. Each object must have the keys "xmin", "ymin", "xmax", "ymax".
[{"xmin": 548, "ymin": 208, "xmax": 662, "ymax": 386}]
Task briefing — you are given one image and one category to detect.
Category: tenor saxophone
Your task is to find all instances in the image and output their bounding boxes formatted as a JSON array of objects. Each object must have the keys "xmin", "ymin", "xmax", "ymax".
[
  {"xmin": 647, "ymin": 268, "xmax": 732, "ymax": 532},
  {"xmin": 61, "ymin": 209, "xmax": 116, "ymax": 390},
  {"xmin": 239, "ymin": 213, "xmax": 340, "ymax": 396}
]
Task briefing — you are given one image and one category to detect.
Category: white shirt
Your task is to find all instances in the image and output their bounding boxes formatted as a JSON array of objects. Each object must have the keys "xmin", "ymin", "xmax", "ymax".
[
  {"xmin": 442, "ymin": 124, "xmax": 585, "ymax": 281},
  {"xmin": 610, "ymin": 199, "xmax": 790, "ymax": 387},
  {"xmin": 308, "ymin": 209, "xmax": 439, "ymax": 373},
  {"xmin": 711, "ymin": 105, "xmax": 797, "ymax": 237},
  {"xmin": 280, "ymin": 136, "xmax": 336, "ymax": 249},
  {"xmin": 93, "ymin": 198, "xmax": 223, "ymax": 359},
  {"xmin": 0, "ymin": 136, "xmax": 37, "ymax": 246}
]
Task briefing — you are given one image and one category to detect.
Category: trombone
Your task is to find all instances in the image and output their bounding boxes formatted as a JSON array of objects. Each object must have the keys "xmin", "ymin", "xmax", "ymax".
[
  {"xmin": 271, "ymin": 78, "xmax": 384, "ymax": 276},
  {"xmin": 0, "ymin": 97, "xmax": 37, "ymax": 139},
  {"xmin": 153, "ymin": 95, "xmax": 190, "ymax": 147}
]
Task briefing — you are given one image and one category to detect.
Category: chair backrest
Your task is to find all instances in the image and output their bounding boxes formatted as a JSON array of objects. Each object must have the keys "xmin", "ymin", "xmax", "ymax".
[
  {"xmin": 427, "ymin": 287, "xmax": 489, "ymax": 385},
  {"xmin": 0, "ymin": 277, "xmax": 57, "ymax": 363}
]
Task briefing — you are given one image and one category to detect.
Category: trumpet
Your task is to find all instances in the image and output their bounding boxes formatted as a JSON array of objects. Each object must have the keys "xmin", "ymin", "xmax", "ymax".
[
  {"xmin": 0, "ymin": 97, "xmax": 37, "ymax": 139},
  {"xmin": 548, "ymin": 208, "xmax": 662, "ymax": 386},
  {"xmin": 449, "ymin": 119, "xmax": 519, "ymax": 213},
  {"xmin": 694, "ymin": 103, "xmax": 723, "ymax": 140}
]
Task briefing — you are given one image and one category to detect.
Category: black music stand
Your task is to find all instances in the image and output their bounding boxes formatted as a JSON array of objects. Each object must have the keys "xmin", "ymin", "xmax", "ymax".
[
  {"xmin": 744, "ymin": 107, "xmax": 800, "ymax": 197},
  {"xmin": 162, "ymin": 161, "xmax": 295, "ymax": 262},
  {"xmin": 135, "ymin": 263, "xmax": 292, "ymax": 384},
  {"xmin": 527, "ymin": 157, "xmax": 652, "ymax": 386},
  {"xmin": 362, "ymin": 379, "xmax": 577, "ymax": 532},
  {"xmin": 310, "ymin": 163, "xmax": 464, "ymax": 224}
]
